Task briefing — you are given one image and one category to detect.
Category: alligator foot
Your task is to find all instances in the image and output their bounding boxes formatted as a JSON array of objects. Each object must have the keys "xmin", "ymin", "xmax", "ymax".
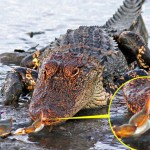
[
  {"xmin": 116, "ymin": 31, "xmax": 150, "ymax": 71},
  {"xmin": 1, "ymin": 67, "xmax": 38, "ymax": 105},
  {"xmin": 113, "ymin": 96, "xmax": 150, "ymax": 138}
]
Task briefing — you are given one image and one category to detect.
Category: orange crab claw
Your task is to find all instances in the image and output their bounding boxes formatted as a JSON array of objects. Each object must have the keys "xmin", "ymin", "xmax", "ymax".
[
  {"xmin": 113, "ymin": 124, "xmax": 137, "ymax": 138},
  {"xmin": 129, "ymin": 96, "xmax": 150, "ymax": 127},
  {"xmin": 13, "ymin": 111, "xmax": 47, "ymax": 135},
  {"xmin": 13, "ymin": 118, "xmax": 44, "ymax": 135},
  {"xmin": 129, "ymin": 111, "xmax": 148, "ymax": 127},
  {"xmin": 113, "ymin": 96, "xmax": 150, "ymax": 138}
]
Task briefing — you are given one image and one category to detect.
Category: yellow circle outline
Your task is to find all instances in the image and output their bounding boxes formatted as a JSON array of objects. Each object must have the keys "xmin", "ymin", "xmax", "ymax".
[{"xmin": 108, "ymin": 76, "xmax": 150, "ymax": 150}]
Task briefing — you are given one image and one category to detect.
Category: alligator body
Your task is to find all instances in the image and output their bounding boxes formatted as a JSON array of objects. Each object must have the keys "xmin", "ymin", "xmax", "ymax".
[
  {"xmin": 1, "ymin": 0, "xmax": 150, "ymax": 135},
  {"xmin": 29, "ymin": 26, "xmax": 128, "ymax": 124}
]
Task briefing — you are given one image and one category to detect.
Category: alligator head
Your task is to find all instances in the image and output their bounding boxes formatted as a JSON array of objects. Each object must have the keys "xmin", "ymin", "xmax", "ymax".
[{"xmin": 29, "ymin": 51, "xmax": 104, "ymax": 125}]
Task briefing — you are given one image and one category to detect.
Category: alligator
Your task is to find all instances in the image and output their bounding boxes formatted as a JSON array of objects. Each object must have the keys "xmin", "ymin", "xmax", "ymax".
[{"xmin": 1, "ymin": 0, "xmax": 150, "ymax": 135}]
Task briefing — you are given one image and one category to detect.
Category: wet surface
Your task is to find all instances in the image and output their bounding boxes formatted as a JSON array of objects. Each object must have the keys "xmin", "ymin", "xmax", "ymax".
[
  {"xmin": 0, "ymin": 104, "xmax": 126, "ymax": 150},
  {"xmin": 110, "ymin": 78, "xmax": 150, "ymax": 150},
  {"xmin": 0, "ymin": 0, "xmax": 150, "ymax": 149}
]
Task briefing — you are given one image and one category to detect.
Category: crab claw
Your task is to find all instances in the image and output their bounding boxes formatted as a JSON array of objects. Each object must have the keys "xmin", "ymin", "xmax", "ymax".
[
  {"xmin": 0, "ymin": 118, "xmax": 12, "ymax": 137},
  {"xmin": 13, "ymin": 118, "xmax": 44, "ymax": 135},
  {"xmin": 113, "ymin": 124, "xmax": 137, "ymax": 138},
  {"xmin": 113, "ymin": 96, "xmax": 150, "ymax": 138}
]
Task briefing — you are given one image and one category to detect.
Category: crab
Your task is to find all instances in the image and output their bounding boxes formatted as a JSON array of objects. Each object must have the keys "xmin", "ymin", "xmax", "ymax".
[{"xmin": 113, "ymin": 77, "xmax": 150, "ymax": 138}]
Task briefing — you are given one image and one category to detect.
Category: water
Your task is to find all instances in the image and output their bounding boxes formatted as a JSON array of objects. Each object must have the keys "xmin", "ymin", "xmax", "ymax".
[
  {"xmin": 1, "ymin": 0, "xmax": 150, "ymax": 53},
  {"xmin": 0, "ymin": 0, "xmax": 150, "ymax": 150}
]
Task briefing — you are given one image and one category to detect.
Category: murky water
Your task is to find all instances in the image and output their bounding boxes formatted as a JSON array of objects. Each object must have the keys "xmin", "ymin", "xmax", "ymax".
[{"xmin": 0, "ymin": 0, "xmax": 150, "ymax": 150}]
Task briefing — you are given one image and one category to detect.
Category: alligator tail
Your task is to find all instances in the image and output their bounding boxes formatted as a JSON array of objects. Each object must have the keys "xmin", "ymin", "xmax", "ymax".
[{"xmin": 103, "ymin": 0, "xmax": 148, "ymax": 43}]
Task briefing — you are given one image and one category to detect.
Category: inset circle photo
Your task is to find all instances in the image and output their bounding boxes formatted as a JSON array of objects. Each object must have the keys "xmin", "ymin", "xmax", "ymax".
[{"xmin": 109, "ymin": 76, "xmax": 150, "ymax": 150}]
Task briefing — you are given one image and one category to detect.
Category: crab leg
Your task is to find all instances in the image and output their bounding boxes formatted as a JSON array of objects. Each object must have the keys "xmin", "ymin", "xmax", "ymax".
[
  {"xmin": 113, "ymin": 97, "xmax": 150, "ymax": 138},
  {"xmin": 13, "ymin": 118, "xmax": 44, "ymax": 135}
]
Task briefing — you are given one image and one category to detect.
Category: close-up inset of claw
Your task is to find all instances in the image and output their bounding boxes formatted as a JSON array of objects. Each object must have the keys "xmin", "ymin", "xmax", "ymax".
[
  {"xmin": 110, "ymin": 77, "xmax": 150, "ymax": 149},
  {"xmin": 113, "ymin": 96, "xmax": 150, "ymax": 138}
]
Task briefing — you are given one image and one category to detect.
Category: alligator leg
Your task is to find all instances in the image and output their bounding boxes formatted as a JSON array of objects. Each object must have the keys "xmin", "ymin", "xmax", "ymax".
[
  {"xmin": 1, "ymin": 67, "xmax": 38, "ymax": 105},
  {"xmin": 113, "ymin": 95, "xmax": 150, "ymax": 138},
  {"xmin": 115, "ymin": 31, "xmax": 150, "ymax": 71}
]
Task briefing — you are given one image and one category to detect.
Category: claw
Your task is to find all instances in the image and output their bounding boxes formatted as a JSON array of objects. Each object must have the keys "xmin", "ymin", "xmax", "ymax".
[
  {"xmin": 13, "ymin": 119, "xmax": 44, "ymax": 135},
  {"xmin": 0, "ymin": 118, "xmax": 12, "ymax": 137},
  {"xmin": 113, "ymin": 124, "xmax": 137, "ymax": 138},
  {"xmin": 113, "ymin": 97, "xmax": 150, "ymax": 138}
]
